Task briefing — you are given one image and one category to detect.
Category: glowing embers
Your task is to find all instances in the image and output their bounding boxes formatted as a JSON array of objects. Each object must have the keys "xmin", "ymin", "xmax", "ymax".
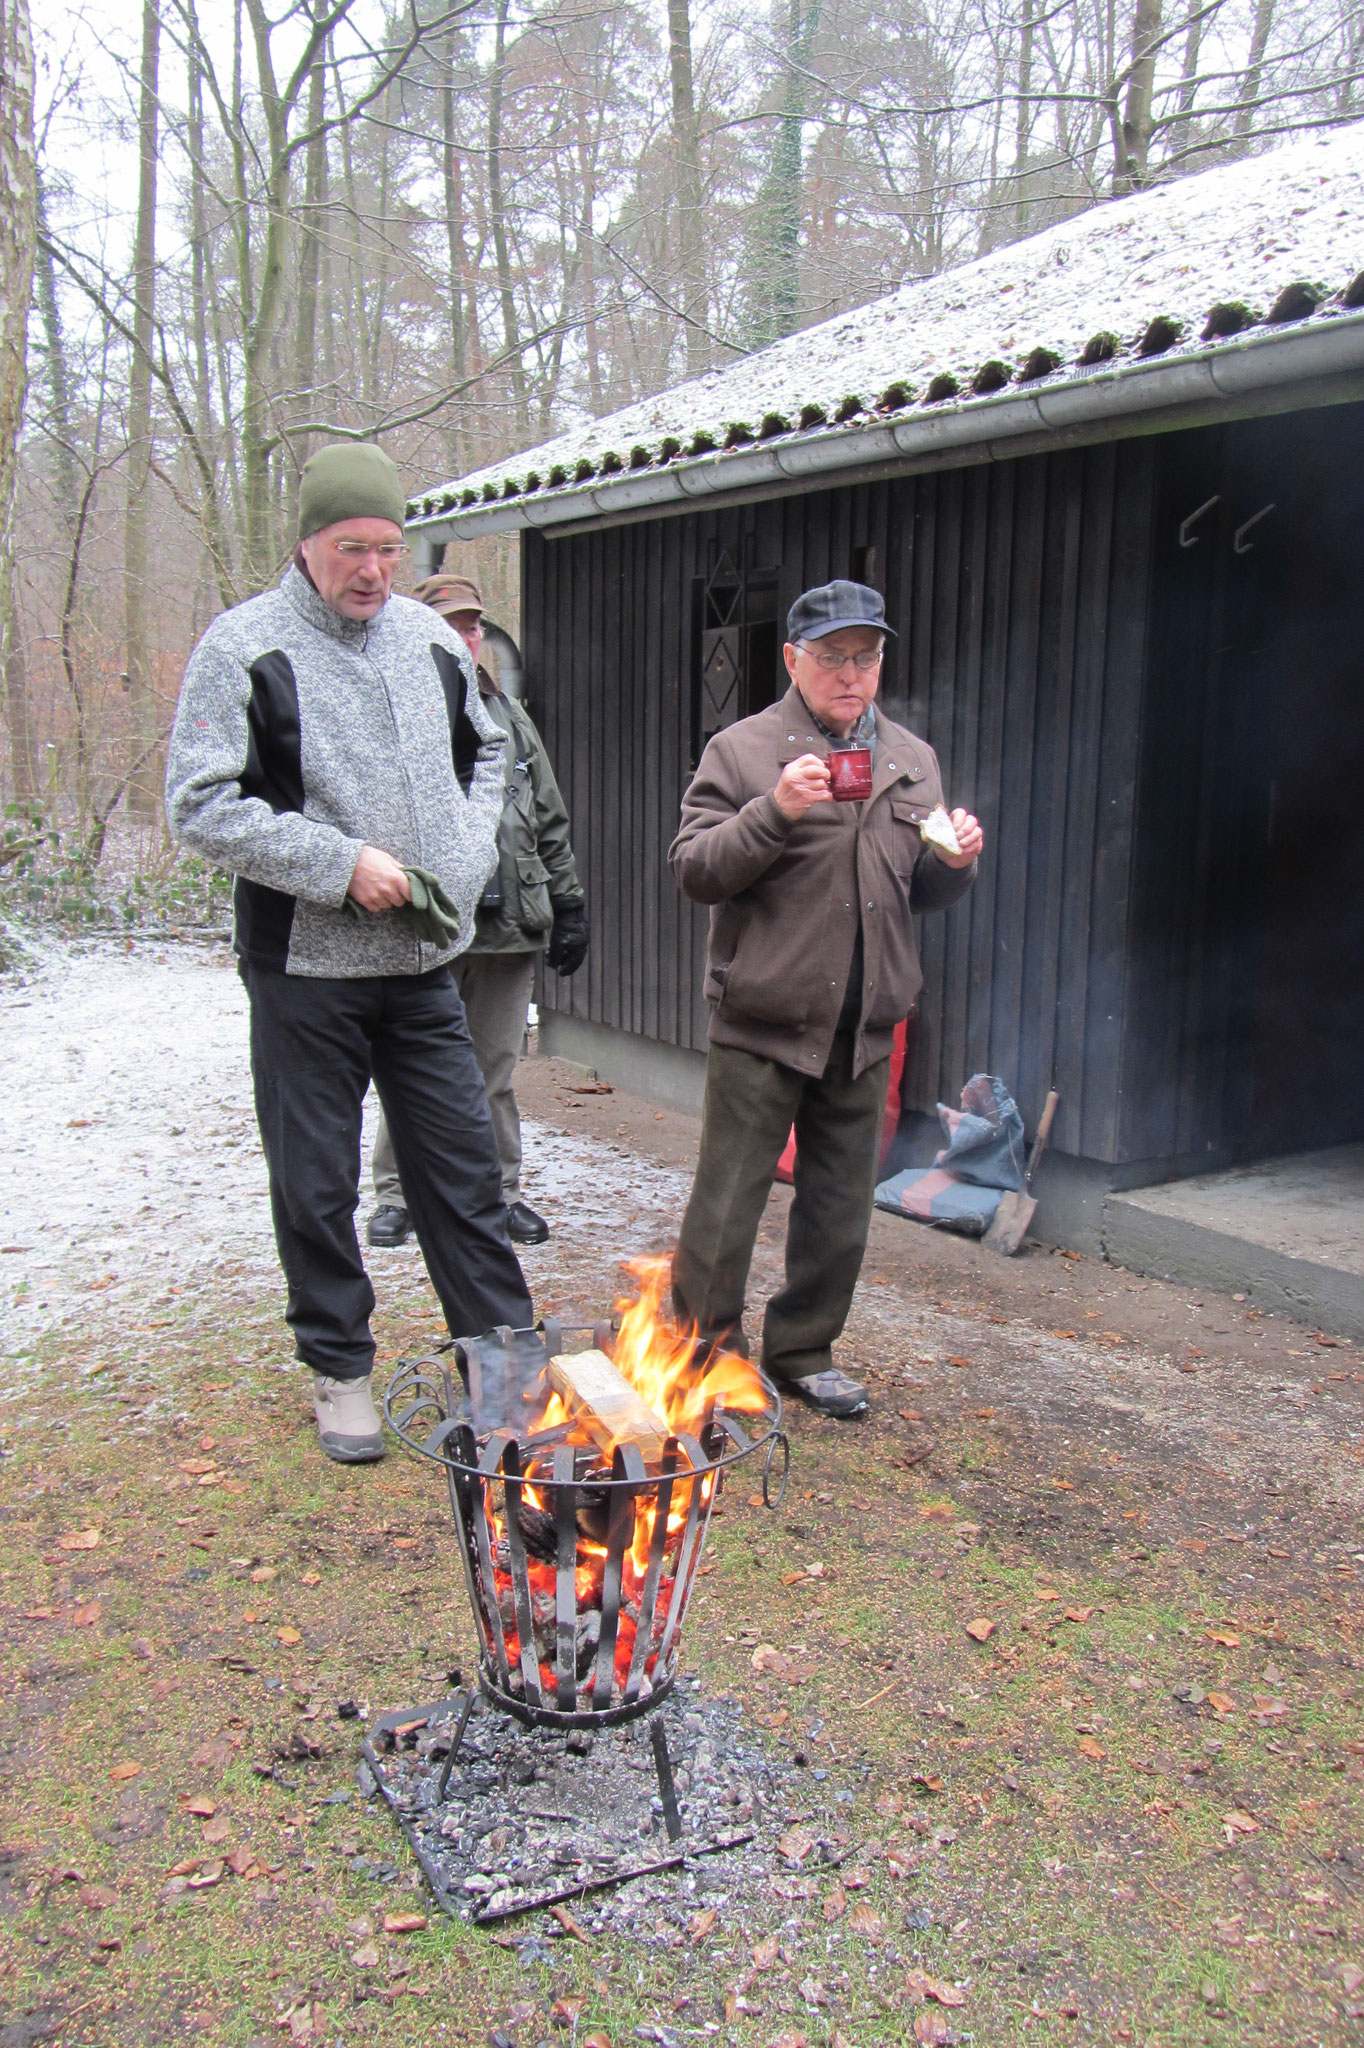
[{"xmin": 384, "ymin": 1258, "xmax": 786, "ymax": 1728}]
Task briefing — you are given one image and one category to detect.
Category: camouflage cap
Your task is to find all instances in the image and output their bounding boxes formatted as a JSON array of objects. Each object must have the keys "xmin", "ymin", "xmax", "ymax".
[{"xmin": 413, "ymin": 573, "xmax": 483, "ymax": 618}]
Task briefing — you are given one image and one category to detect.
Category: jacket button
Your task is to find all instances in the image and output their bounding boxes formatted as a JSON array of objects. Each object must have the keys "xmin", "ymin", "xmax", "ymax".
[
  {"xmin": 866, "ymin": 901, "xmax": 875, "ymax": 911},
  {"xmin": 888, "ymin": 760, "xmax": 896, "ymax": 770}
]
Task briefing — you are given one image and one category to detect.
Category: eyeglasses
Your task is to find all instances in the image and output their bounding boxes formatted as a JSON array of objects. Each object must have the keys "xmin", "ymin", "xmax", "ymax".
[
  {"xmin": 799, "ymin": 643, "xmax": 883, "ymax": 673},
  {"xmin": 332, "ymin": 540, "xmax": 410, "ymax": 562}
]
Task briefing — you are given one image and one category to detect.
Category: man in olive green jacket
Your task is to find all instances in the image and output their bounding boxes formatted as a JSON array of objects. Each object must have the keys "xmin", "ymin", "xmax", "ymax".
[
  {"xmin": 669, "ymin": 580, "xmax": 981, "ymax": 1418},
  {"xmin": 368, "ymin": 575, "xmax": 587, "ymax": 1247}
]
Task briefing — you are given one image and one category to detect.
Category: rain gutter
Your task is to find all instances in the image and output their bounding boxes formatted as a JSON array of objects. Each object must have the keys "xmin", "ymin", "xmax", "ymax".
[{"xmin": 407, "ymin": 314, "xmax": 1364, "ymax": 549}]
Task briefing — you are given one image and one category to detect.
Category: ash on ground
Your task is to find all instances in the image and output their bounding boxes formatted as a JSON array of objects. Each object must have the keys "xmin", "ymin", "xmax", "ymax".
[{"xmin": 366, "ymin": 1677, "xmax": 834, "ymax": 1941}]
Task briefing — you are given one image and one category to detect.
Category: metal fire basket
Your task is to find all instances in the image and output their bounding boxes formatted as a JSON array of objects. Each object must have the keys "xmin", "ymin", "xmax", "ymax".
[{"xmin": 384, "ymin": 1321, "xmax": 788, "ymax": 1731}]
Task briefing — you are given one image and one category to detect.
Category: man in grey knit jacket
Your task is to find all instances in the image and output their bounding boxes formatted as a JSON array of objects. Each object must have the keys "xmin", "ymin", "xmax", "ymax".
[{"xmin": 165, "ymin": 443, "xmax": 533, "ymax": 1464}]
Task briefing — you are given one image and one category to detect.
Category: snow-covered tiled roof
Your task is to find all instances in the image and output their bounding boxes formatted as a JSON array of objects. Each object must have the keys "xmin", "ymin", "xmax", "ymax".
[{"xmin": 410, "ymin": 125, "xmax": 1364, "ymax": 534}]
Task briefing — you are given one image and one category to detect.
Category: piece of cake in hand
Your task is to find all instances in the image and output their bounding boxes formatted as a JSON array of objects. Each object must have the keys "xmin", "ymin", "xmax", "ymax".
[{"xmin": 919, "ymin": 804, "xmax": 961, "ymax": 857}]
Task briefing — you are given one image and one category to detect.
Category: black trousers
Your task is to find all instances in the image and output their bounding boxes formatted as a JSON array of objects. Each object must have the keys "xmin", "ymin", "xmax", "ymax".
[
  {"xmin": 241, "ymin": 964, "xmax": 533, "ymax": 1379},
  {"xmin": 671, "ymin": 1032, "xmax": 888, "ymax": 1385}
]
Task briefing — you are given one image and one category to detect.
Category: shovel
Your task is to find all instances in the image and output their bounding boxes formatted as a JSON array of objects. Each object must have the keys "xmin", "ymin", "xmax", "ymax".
[{"xmin": 983, "ymin": 1090, "xmax": 1060, "ymax": 1256}]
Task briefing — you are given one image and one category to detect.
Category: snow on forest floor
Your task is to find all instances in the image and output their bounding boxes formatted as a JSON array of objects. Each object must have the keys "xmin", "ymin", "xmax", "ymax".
[{"xmin": 0, "ymin": 941, "xmax": 690, "ymax": 1393}]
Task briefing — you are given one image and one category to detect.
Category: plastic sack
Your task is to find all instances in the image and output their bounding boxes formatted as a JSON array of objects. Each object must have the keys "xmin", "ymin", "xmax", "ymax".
[{"xmin": 934, "ymin": 1074, "xmax": 1025, "ymax": 1190}]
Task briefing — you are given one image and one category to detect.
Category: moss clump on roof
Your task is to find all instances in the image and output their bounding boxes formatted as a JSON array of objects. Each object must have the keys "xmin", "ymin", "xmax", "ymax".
[
  {"xmin": 876, "ymin": 383, "xmax": 913, "ymax": 412},
  {"xmin": 1018, "ymin": 347, "xmax": 1061, "ymax": 382},
  {"xmin": 723, "ymin": 421, "xmax": 755, "ymax": 447},
  {"xmin": 599, "ymin": 450, "xmax": 624, "ymax": 474},
  {"xmin": 925, "ymin": 373, "xmax": 960, "ymax": 403},
  {"xmin": 1202, "ymin": 301, "xmax": 1257, "ymax": 340},
  {"xmin": 523, "ymin": 471, "xmax": 541, "ymax": 493},
  {"xmin": 659, "ymin": 437, "xmax": 682, "ymax": 461},
  {"xmin": 1078, "ymin": 332, "xmax": 1118, "ymax": 366},
  {"xmin": 971, "ymin": 359, "xmax": 1011, "ymax": 395},
  {"xmin": 1343, "ymin": 269, "xmax": 1364, "ymax": 308},
  {"xmin": 758, "ymin": 412, "xmax": 791, "ymax": 439},
  {"xmin": 1266, "ymin": 280, "xmax": 1321, "ymax": 323},
  {"xmin": 688, "ymin": 430, "xmax": 718, "ymax": 455},
  {"xmin": 573, "ymin": 458, "xmax": 595, "ymax": 483},
  {"xmin": 501, "ymin": 478, "xmax": 520, "ymax": 498},
  {"xmin": 833, "ymin": 396, "xmax": 863, "ymax": 423},
  {"xmin": 629, "ymin": 445, "xmax": 652, "ymax": 468},
  {"xmin": 481, "ymin": 481, "xmax": 500, "ymax": 501},
  {"xmin": 548, "ymin": 465, "xmax": 568, "ymax": 488},
  {"xmin": 1137, "ymin": 315, "xmax": 1183, "ymax": 356},
  {"xmin": 798, "ymin": 403, "xmax": 827, "ymax": 430}
]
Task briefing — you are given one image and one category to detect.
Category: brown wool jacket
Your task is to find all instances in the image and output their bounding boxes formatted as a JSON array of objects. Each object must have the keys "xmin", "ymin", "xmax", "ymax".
[{"xmin": 669, "ymin": 685, "xmax": 977, "ymax": 1080}]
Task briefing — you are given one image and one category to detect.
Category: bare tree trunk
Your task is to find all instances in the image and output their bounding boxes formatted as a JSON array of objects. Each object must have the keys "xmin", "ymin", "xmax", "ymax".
[
  {"xmin": 489, "ymin": 0, "xmax": 529, "ymax": 439},
  {"xmin": 125, "ymin": 0, "xmax": 160, "ymax": 820},
  {"xmin": 440, "ymin": 21, "xmax": 467, "ymax": 473},
  {"xmin": 34, "ymin": 169, "xmax": 78, "ymax": 525},
  {"xmin": 667, "ymin": 0, "xmax": 707, "ymax": 377},
  {"xmin": 1114, "ymin": 0, "xmax": 1162, "ymax": 191},
  {"xmin": 1168, "ymin": 3, "xmax": 1206, "ymax": 159},
  {"xmin": 0, "ymin": 0, "xmax": 37, "ymax": 806},
  {"xmin": 1013, "ymin": 0, "xmax": 1036, "ymax": 236},
  {"xmin": 1234, "ymin": 0, "xmax": 1275, "ymax": 141},
  {"xmin": 292, "ymin": 8, "xmax": 327, "ymax": 464}
]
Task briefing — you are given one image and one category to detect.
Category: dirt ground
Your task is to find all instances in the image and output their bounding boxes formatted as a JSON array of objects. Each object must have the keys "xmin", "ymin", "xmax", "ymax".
[{"xmin": 1, "ymin": 942, "xmax": 1361, "ymax": 2048}]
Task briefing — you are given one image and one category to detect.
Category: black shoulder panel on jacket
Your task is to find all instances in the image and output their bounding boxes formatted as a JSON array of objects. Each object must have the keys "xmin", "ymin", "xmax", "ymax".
[
  {"xmin": 233, "ymin": 875, "xmax": 295, "ymax": 972},
  {"xmin": 242, "ymin": 650, "xmax": 305, "ymax": 814},
  {"xmin": 432, "ymin": 642, "xmax": 479, "ymax": 794}
]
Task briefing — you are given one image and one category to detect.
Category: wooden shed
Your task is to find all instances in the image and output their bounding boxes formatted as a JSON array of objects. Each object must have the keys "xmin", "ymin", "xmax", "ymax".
[{"xmin": 409, "ymin": 129, "xmax": 1364, "ymax": 1255}]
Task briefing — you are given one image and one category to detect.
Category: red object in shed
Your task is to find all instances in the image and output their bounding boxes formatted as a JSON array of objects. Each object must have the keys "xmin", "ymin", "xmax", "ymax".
[{"xmin": 774, "ymin": 1015, "xmax": 911, "ymax": 1184}]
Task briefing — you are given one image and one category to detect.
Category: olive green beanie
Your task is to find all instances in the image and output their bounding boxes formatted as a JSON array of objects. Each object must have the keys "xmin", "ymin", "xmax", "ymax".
[{"xmin": 297, "ymin": 443, "xmax": 406, "ymax": 540}]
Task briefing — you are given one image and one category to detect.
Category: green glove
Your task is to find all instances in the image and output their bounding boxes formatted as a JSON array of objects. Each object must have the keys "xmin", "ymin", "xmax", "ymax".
[{"xmin": 343, "ymin": 865, "xmax": 464, "ymax": 948}]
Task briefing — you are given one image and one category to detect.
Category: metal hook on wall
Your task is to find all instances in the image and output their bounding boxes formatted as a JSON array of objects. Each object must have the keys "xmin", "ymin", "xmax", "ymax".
[
  {"xmin": 1178, "ymin": 496, "xmax": 1220, "ymax": 547},
  {"xmin": 1233, "ymin": 503, "xmax": 1276, "ymax": 554}
]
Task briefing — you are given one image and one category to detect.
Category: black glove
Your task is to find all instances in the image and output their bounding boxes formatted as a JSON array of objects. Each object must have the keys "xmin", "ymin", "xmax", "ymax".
[{"xmin": 547, "ymin": 902, "xmax": 589, "ymax": 977}]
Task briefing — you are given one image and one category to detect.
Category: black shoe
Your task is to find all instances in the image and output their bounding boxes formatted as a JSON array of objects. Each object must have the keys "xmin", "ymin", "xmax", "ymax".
[
  {"xmin": 786, "ymin": 1368, "xmax": 869, "ymax": 1418},
  {"xmin": 505, "ymin": 1200, "xmax": 550, "ymax": 1245},
  {"xmin": 367, "ymin": 1204, "xmax": 412, "ymax": 1247}
]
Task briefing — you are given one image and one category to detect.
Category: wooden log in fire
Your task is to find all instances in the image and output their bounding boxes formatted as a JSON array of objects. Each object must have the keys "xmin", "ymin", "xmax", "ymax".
[{"xmin": 546, "ymin": 1348, "xmax": 668, "ymax": 1465}]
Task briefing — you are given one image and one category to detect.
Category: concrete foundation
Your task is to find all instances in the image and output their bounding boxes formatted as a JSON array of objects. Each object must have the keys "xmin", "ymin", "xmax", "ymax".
[
  {"xmin": 1104, "ymin": 1142, "xmax": 1364, "ymax": 1339},
  {"xmin": 538, "ymin": 1013, "xmax": 708, "ymax": 1115}
]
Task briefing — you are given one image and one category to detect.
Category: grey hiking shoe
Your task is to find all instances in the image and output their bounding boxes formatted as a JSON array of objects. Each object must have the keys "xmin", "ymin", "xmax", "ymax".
[
  {"xmin": 787, "ymin": 1368, "xmax": 869, "ymax": 1419},
  {"xmin": 312, "ymin": 1373, "xmax": 386, "ymax": 1463}
]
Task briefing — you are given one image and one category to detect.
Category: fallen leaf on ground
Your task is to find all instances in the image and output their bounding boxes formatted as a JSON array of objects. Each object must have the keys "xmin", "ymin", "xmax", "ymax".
[
  {"xmin": 1340, "ymin": 1962, "xmax": 1364, "ymax": 1995},
  {"xmin": 1206, "ymin": 1629, "xmax": 1241, "ymax": 1647},
  {"xmin": 1035, "ymin": 1588, "xmax": 1061, "ymax": 1602},
  {"xmin": 58, "ymin": 1528, "xmax": 101, "ymax": 1551},
  {"xmin": 1251, "ymin": 1696, "xmax": 1287, "ymax": 1719},
  {"xmin": 911, "ymin": 1773, "xmax": 944, "ymax": 1794},
  {"xmin": 919, "ymin": 1503, "xmax": 955, "ymax": 1520},
  {"xmin": 848, "ymin": 1902, "xmax": 883, "ymax": 1936},
  {"xmin": 1052, "ymin": 1479, "xmax": 1075, "ymax": 1491},
  {"xmin": 201, "ymin": 1813, "xmax": 232, "ymax": 1845},
  {"xmin": 843, "ymin": 1866, "xmax": 872, "ymax": 1889},
  {"xmin": 179, "ymin": 1794, "xmax": 216, "ymax": 1818},
  {"xmin": 299, "ymin": 1571, "xmax": 321, "ymax": 1587},
  {"xmin": 768, "ymin": 2032, "xmax": 807, "ymax": 2048},
  {"xmin": 177, "ymin": 1459, "xmax": 215, "ymax": 1476},
  {"xmin": 1207, "ymin": 1692, "xmax": 1236, "ymax": 1717},
  {"xmin": 948, "ymin": 1356, "xmax": 971, "ymax": 1368},
  {"xmin": 688, "ymin": 1907, "xmax": 716, "ymax": 1942},
  {"xmin": 551, "ymin": 1903, "xmax": 592, "ymax": 1943},
  {"xmin": 20, "ymin": 1607, "xmax": 55, "ymax": 1620},
  {"xmin": 188, "ymin": 1861, "xmax": 224, "ymax": 1889},
  {"xmin": 383, "ymin": 1910, "xmax": 427, "ymax": 1933},
  {"xmin": 72, "ymin": 1601, "xmax": 101, "ymax": 1628},
  {"xmin": 276, "ymin": 1626, "xmax": 302, "ymax": 1646},
  {"xmin": 250, "ymin": 1566, "xmax": 277, "ymax": 1584},
  {"xmin": 225, "ymin": 1846, "xmax": 257, "ymax": 1876},
  {"xmin": 550, "ymin": 1994, "xmax": 586, "ymax": 2024},
  {"xmin": 108, "ymin": 1761, "xmax": 142, "ymax": 1782},
  {"xmin": 1222, "ymin": 1810, "xmax": 1259, "ymax": 1838},
  {"xmin": 351, "ymin": 1941, "xmax": 380, "ymax": 1968},
  {"xmin": 905, "ymin": 1967, "xmax": 966, "ymax": 2007},
  {"xmin": 77, "ymin": 1884, "xmax": 117, "ymax": 1911},
  {"xmin": 190, "ymin": 1739, "xmax": 232, "ymax": 1772},
  {"xmin": 822, "ymin": 1884, "xmax": 847, "ymax": 1921},
  {"xmin": 964, "ymin": 1617, "xmax": 995, "ymax": 1642},
  {"xmin": 1064, "ymin": 1606, "xmax": 1094, "ymax": 1623},
  {"xmin": 1077, "ymin": 1736, "xmax": 1106, "ymax": 1761},
  {"xmin": 583, "ymin": 2035, "xmax": 613, "ymax": 2048},
  {"xmin": 915, "ymin": 2014, "xmax": 952, "ymax": 2045},
  {"xmin": 753, "ymin": 1932, "xmax": 781, "ymax": 1969},
  {"xmin": 778, "ymin": 1827, "xmax": 814, "ymax": 1863}
]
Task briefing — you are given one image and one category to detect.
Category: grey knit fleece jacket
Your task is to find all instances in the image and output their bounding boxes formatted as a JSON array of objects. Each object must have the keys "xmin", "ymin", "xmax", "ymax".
[{"xmin": 165, "ymin": 564, "xmax": 507, "ymax": 977}]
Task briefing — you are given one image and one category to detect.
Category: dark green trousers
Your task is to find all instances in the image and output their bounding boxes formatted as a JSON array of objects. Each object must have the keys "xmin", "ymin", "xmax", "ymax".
[{"xmin": 672, "ymin": 1032, "xmax": 889, "ymax": 1385}]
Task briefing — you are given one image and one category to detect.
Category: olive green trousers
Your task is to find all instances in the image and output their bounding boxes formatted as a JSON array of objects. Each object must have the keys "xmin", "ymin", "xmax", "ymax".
[{"xmin": 671, "ymin": 1032, "xmax": 889, "ymax": 1386}]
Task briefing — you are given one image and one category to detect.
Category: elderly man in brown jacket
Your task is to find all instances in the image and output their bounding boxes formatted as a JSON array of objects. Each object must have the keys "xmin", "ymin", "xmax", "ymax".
[{"xmin": 669, "ymin": 580, "xmax": 982, "ymax": 1417}]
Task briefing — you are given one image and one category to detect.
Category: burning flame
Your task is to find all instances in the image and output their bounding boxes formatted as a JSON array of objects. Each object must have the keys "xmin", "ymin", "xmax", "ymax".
[{"xmin": 482, "ymin": 1255, "xmax": 770, "ymax": 1705}]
